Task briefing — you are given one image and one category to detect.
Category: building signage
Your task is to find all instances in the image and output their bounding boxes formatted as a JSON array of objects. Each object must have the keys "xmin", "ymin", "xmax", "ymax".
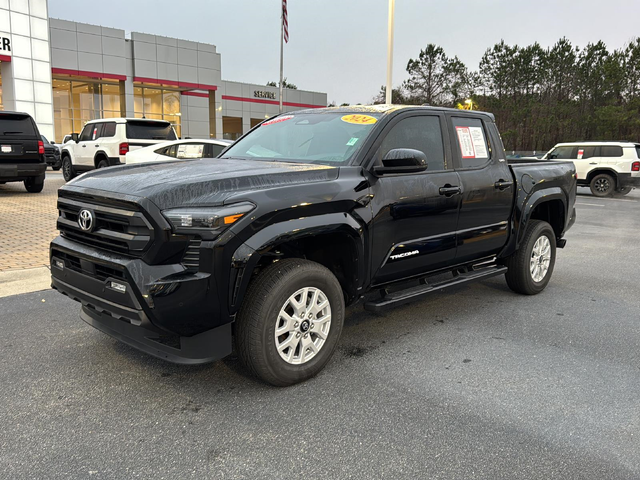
[
  {"xmin": 254, "ymin": 90, "xmax": 276, "ymax": 100},
  {"xmin": 0, "ymin": 35, "xmax": 11, "ymax": 55}
]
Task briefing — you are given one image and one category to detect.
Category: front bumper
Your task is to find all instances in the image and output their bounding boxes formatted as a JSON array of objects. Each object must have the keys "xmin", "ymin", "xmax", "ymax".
[
  {"xmin": 0, "ymin": 162, "xmax": 46, "ymax": 181},
  {"xmin": 50, "ymin": 236, "xmax": 232, "ymax": 364}
]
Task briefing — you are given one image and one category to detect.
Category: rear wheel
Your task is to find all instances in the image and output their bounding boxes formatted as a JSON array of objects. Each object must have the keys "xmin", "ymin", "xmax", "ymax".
[
  {"xmin": 590, "ymin": 173, "xmax": 615, "ymax": 197},
  {"xmin": 235, "ymin": 259, "xmax": 345, "ymax": 386},
  {"xmin": 96, "ymin": 158, "xmax": 109, "ymax": 169},
  {"xmin": 504, "ymin": 220, "xmax": 556, "ymax": 295},
  {"xmin": 62, "ymin": 157, "xmax": 76, "ymax": 182},
  {"xmin": 24, "ymin": 174, "xmax": 44, "ymax": 193},
  {"xmin": 614, "ymin": 186, "xmax": 632, "ymax": 197}
]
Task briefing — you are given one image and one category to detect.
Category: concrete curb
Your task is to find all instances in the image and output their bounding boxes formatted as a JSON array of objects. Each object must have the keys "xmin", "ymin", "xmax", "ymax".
[{"xmin": 0, "ymin": 267, "xmax": 52, "ymax": 298}]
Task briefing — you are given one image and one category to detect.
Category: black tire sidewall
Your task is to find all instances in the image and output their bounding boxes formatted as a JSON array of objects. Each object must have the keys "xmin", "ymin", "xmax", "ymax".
[
  {"xmin": 97, "ymin": 159, "xmax": 109, "ymax": 169},
  {"xmin": 590, "ymin": 174, "xmax": 614, "ymax": 197},
  {"xmin": 521, "ymin": 223, "xmax": 556, "ymax": 294},
  {"xmin": 24, "ymin": 175, "xmax": 44, "ymax": 193},
  {"xmin": 242, "ymin": 263, "xmax": 344, "ymax": 386},
  {"xmin": 62, "ymin": 157, "xmax": 74, "ymax": 181}
]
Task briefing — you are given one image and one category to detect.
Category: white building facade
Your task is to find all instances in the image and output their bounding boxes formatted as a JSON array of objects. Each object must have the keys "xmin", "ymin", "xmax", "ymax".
[{"xmin": 0, "ymin": 1, "xmax": 327, "ymax": 142}]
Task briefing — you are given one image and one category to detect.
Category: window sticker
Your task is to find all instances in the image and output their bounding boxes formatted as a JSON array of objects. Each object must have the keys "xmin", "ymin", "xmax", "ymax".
[
  {"xmin": 262, "ymin": 115, "xmax": 294, "ymax": 126},
  {"xmin": 92, "ymin": 127, "xmax": 98, "ymax": 140},
  {"xmin": 577, "ymin": 149, "xmax": 584, "ymax": 159},
  {"xmin": 341, "ymin": 114, "xmax": 377, "ymax": 125},
  {"xmin": 346, "ymin": 137, "xmax": 359, "ymax": 146},
  {"xmin": 177, "ymin": 144, "xmax": 205, "ymax": 159},
  {"xmin": 455, "ymin": 126, "xmax": 476, "ymax": 158},
  {"xmin": 468, "ymin": 126, "xmax": 488, "ymax": 158}
]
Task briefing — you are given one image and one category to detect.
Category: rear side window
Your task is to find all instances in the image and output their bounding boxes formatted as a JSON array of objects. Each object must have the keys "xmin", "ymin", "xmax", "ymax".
[
  {"xmin": 209, "ymin": 144, "xmax": 226, "ymax": 157},
  {"xmin": 548, "ymin": 146, "xmax": 576, "ymax": 159},
  {"xmin": 101, "ymin": 122, "xmax": 117, "ymax": 138},
  {"xmin": 379, "ymin": 115, "xmax": 446, "ymax": 171},
  {"xmin": 451, "ymin": 117, "xmax": 491, "ymax": 168},
  {"xmin": 600, "ymin": 146, "xmax": 623, "ymax": 157},
  {"xmin": 126, "ymin": 121, "xmax": 177, "ymax": 141},
  {"xmin": 0, "ymin": 114, "xmax": 37, "ymax": 136}
]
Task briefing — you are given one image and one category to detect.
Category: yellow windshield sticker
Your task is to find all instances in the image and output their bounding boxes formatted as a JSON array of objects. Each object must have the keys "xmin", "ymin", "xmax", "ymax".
[{"xmin": 341, "ymin": 114, "xmax": 377, "ymax": 125}]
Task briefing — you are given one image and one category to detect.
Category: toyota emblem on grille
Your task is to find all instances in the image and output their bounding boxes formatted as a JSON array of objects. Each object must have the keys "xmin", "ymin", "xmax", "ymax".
[{"xmin": 78, "ymin": 209, "xmax": 94, "ymax": 231}]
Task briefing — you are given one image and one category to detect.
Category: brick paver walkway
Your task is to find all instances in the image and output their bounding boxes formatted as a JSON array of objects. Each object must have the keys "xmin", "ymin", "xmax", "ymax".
[{"xmin": 0, "ymin": 172, "xmax": 64, "ymax": 271}]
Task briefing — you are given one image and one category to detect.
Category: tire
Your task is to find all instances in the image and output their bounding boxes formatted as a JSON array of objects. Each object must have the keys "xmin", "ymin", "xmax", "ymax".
[
  {"xmin": 589, "ymin": 173, "xmax": 615, "ymax": 197},
  {"xmin": 96, "ymin": 158, "xmax": 109, "ymax": 169},
  {"xmin": 614, "ymin": 186, "xmax": 632, "ymax": 197},
  {"xmin": 62, "ymin": 157, "xmax": 76, "ymax": 182},
  {"xmin": 504, "ymin": 220, "xmax": 556, "ymax": 295},
  {"xmin": 235, "ymin": 258, "xmax": 345, "ymax": 386},
  {"xmin": 24, "ymin": 174, "xmax": 45, "ymax": 193}
]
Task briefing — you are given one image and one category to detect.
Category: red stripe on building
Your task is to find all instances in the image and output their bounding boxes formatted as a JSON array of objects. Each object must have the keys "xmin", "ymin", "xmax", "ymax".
[
  {"xmin": 182, "ymin": 91, "xmax": 210, "ymax": 98},
  {"xmin": 51, "ymin": 68, "xmax": 126, "ymax": 81},
  {"xmin": 0, "ymin": 54, "xmax": 11, "ymax": 62},
  {"xmin": 221, "ymin": 95, "xmax": 323, "ymax": 109},
  {"xmin": 133, "ymin": 76, "xmax": 217, "ymax": 91}
]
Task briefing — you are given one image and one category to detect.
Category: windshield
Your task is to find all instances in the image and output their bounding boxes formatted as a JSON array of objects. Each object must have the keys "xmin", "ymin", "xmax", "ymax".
[{"xmin": 221, "ymin": 112, "xmax": 381, "ymax": 166}]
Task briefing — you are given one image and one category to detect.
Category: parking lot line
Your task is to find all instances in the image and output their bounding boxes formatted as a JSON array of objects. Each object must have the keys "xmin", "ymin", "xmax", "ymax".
[{"xmin": 576, "ymin": 202, "xmax": 605, "ymax": 207}]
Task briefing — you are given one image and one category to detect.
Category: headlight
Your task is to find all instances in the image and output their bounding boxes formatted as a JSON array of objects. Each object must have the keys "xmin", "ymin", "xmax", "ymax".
[{"xmin": 162, "ymin": 202, "xmax": 255, "ymax": 235}]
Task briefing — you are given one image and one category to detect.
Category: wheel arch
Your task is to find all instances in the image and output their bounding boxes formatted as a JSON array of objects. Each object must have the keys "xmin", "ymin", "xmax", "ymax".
[
  {"xmin": 586, "ymin": 168, "xmax": 619, "ymax": 185},
  {"xmin": 229, "ymin": 213, "xmax": 366, "ymax": 314},
  {"xmin": 94, "ymin": 150, "xmax": 110, "ymax": 168},
  {"xmin": 514, "ymin": 188, "xmax": 566, "ymax": 251}
]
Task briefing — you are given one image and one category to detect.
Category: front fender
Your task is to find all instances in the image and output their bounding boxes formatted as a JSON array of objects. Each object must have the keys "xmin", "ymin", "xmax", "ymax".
[{"xmin": 229, "ymin": 213, "xmax": 366, "ymax": 313}]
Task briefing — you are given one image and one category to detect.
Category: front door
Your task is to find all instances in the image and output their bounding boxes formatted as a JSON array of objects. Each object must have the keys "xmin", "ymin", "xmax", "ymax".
[
  {"xmin": 448, "ymin": 115, "xmax": 513, "ymax": 263},
  {"xmin": 368, "ymin": 113, "xmax": 461, "ymax": 286},
  {"xmin": 75, "ymin": 123, "xmax": 96, "ymax": 167}
]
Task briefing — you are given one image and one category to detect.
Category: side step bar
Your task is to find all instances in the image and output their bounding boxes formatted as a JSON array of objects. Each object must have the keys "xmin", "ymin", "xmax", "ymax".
[{"xmin": 364, "ymin": 265, "xmax": 508, "ymax": 313}]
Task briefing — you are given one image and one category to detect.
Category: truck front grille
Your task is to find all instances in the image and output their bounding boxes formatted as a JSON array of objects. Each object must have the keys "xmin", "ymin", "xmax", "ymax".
[{"xmin": 57, "ymin": 195, "xmax": 153, "ymax": 257}]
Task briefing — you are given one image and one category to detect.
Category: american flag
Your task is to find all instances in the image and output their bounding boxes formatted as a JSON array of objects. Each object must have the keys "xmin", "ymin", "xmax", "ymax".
[{"xmin": 282, "ymin": 0, "xmax": 289, "ymax": 43}]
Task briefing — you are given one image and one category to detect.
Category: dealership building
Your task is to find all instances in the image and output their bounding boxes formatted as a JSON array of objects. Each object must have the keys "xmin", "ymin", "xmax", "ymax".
[{"xmin": 0, "ymin": 0, "xmax": 327, "ymax": 142}]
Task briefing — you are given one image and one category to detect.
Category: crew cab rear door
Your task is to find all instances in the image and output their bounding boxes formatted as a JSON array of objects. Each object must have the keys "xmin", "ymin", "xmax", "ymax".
[
  {"xmin": 368, "ymin": 112, "xmax": 461, "ymax": 285},
  {"xmin": 447, "ymin": 115, "xmax": 513, "ymax": 264}
]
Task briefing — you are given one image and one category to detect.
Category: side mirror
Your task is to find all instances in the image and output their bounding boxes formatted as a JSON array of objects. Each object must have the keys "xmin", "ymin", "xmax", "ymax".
[
  {"xmin": 50, "ymin": 140, "xmax": 55, "ymax": 144},
  {"xmin": 71, "ymin": 133, "xmax": 79, "ymax": 143},
  {"xmin": 373, "ymin": 148, "xmax": 428, "ymax": 175}
]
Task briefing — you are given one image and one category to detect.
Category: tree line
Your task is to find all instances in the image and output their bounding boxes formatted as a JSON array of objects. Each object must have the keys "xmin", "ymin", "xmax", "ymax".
[{"xmin": 374, "ymin": 39, "xmax": 640, "ymax": 151}]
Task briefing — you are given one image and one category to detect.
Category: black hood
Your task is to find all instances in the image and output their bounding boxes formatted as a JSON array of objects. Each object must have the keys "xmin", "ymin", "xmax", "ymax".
[{"xmin": 63, "ymin": 158, "xmax": 339, "ymax": 210}]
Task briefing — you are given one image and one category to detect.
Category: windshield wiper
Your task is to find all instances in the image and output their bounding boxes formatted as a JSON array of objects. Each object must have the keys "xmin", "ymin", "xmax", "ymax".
[{"xmin": 3, "ymin": 131, "xmax": 23, "ymax": 135}]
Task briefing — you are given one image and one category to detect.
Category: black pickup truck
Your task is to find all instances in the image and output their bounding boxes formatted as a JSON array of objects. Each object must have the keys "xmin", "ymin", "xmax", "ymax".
[{"xmin": 50, "ymin": 105, "xmax": 577, "ymax": 386}]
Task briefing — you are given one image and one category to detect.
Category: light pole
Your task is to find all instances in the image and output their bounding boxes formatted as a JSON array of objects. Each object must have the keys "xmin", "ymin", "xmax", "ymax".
[{"xmin": 385, "ymin": 0, "xmax": 395, "ymax": 104}]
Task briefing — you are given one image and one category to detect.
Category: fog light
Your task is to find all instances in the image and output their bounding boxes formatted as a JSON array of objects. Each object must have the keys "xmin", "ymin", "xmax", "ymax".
[
  {"xmin": 54, "ymin": 260, "xmax": 64, "ymax": 270},
  {"xmin": 108, "ymin": 281, "xmax": 127, "ymax": 293}
]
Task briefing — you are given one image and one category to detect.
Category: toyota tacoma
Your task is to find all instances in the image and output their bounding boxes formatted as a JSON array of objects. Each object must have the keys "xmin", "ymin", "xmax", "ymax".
[{"xmin": 50, "ymin": 105, "xmax": 577, "ymax": 386}]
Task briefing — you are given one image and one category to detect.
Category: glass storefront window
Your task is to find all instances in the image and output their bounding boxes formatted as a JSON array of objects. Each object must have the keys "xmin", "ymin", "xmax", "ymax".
[
  {"xmin": 52, "ymin": 78, "xmax": 122, "ymax": 142},
  {"xmin": 133, "ymin": 86, "xmax": 182, "ymax": 138}
]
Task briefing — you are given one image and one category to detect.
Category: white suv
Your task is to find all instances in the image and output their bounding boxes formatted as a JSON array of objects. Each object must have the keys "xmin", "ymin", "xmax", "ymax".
[
  {"xmin": 545, "ymin": 142, "xmax": 640, "ymax": 196},
  {"xmin": 60, "ymin": 118, "xmax": 177, "ymax": 181}
]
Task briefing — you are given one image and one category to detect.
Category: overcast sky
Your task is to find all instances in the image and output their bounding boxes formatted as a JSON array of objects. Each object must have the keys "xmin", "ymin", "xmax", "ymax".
[{"xmin": 50, "ymin": 0, "xmax": 640, "ymax": 105}]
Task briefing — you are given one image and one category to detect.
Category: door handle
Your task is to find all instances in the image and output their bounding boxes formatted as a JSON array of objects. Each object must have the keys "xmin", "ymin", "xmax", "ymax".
[
  {"xmin": 494, "ymin": 180, "xmax": 513, "ymax": 190},
  {"xmin": 95, "ymin": 144, "xmax": 100, "ymax": 147},
  {"xmin": 439, "ymin": 185, "xmax": 462, "ymax": 196},
  {"xmin": 81, "ymin": 144, "xmax": 86, "ymax": 147},
  {"xmin": 589, "ymin": 162, "xmax": 597, "ymax": 165}
]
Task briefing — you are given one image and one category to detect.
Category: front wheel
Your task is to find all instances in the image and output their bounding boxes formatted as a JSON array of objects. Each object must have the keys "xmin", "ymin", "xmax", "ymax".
[
  {"xmin": 504, "ymin": 220, "xmax": 556, "ymax": 295},
  {"xmin": 590, "ymin": 173, "xmax": 615, "ymax": 197},
  {"xmin": 235, "ymin": 259, "xmax": 345, "ymax": 386},
  {"xmin": 62, "ymin": 157, "xmax": 76, "ymax": 182}
]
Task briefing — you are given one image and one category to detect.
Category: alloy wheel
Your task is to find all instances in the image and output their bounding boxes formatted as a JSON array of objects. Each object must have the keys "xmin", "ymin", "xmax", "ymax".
[{"xmin": 530, "ymin": 235, "xmax": 551, "ymax": 282}]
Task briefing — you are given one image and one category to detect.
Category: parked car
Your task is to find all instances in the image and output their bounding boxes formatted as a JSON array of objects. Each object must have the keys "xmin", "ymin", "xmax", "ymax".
[
  {"xmin": 61, "ymin": 134, "xmax": 75, "ymax": 144},
  {"xmin": 41, "ymin": 134, "xmax": 61, "ymax": 170},
  {"xmin": 60, "ymin": 118, "xmax": 177, "ymax": 181},
  {"xmin": 50, "ymin": 105, "xmax": 577, "ymax": 386},
  {"xmin": 0, "ymin": 111, "xmax": 46, "ymax": 193},
  {"xmin": 125, "ymin": 138, "xmax": 232, "ymax": 164},
  {"xmin": 544, "ymin": 141, "xmax": 640, "ymax": 196}
]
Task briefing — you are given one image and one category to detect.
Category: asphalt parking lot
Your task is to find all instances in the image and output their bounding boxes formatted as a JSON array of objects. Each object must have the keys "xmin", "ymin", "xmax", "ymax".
[{"xmin": 1, "ymin": 188, "xmax": 640, "ymax": 479}]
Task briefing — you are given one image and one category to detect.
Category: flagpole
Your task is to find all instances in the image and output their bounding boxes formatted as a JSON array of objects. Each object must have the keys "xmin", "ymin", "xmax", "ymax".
[
  {"xmin": 385, "ymin": 0, "xmax": 395, "ymax": 104},
  {"xmin": 279, "ymin": 1, "xmax": 284, "ymax": 113}
]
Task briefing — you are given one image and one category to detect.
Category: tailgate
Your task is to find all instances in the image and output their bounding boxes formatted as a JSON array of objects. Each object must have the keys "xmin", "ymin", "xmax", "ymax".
[{"xmin": 0, "ymin": 113, "xmax": 41, "ymax": 164}]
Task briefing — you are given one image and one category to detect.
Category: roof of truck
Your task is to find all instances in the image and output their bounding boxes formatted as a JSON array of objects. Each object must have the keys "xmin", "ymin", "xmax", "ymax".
[
  {"xmin": 297, "ymin": 104, "xmax": 495, "ymax": 120},
  {"xmin": 85, "ymin": 118, "xmax": 171, "ymax": 125},
  {"xmin": 552, "ymin": 141, "xmax": 640, "ymax": 147}
]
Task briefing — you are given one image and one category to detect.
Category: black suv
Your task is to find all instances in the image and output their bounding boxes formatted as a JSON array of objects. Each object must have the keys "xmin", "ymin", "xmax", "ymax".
[
  {"xmin": 0, "ymin": 111, "xmax": 46, "ymax": 193},
  {"xmin": 41, "ymin": 134, "xmax": 61, "ymax": 171}
]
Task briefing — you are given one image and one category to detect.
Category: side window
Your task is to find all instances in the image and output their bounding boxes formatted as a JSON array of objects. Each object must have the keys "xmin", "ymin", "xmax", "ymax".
[
  {"xmin": 168, "ymin": 145, "xmax": 177, "ymax": 158},
  {"xmin": 79, "ymin": 124, "xmax": 93, "ymax": 142},
  {"xmin": 577, "ymin": 146, "xmax": 598, "ymax": 159},
  {"xmin": 209, "ymin": 144, "xmax": 225, "ymax": 158},
  {"xmin": 101, "ymin": 122, "xmax": 116, "ymax": 138},
  {"xmin": 600, "ymin": 146, "xmax": 623, "ymax": 157},
  {"xmin": 452, "ymin": 117, "xmax": 491, "ymax": 168},
  {"xmin": 548, "ymin": 146, "xmax": 576, "ymax": 159},
  {"xmin": 91, "ymin": 123, "xmax": 103, "ymax": 141},
  {"xmin": 378, "ymin": 115, "xmax": 445, "ymax": 171}
]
